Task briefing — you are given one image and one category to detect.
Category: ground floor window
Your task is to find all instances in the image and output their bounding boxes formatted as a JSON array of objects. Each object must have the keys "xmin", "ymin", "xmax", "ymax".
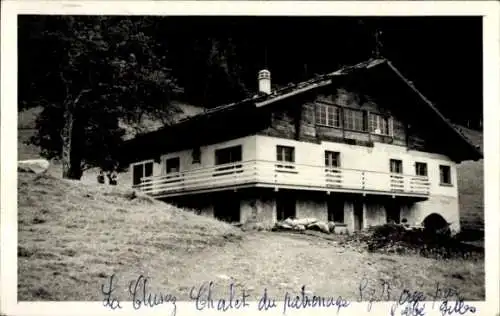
[{"xmin": 132, "ymin": 161, "xmax": 153, "ymax": 186}]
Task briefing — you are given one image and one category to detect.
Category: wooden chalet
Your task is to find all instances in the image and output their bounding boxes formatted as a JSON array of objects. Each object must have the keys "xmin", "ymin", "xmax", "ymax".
[{"xmin": 121, "ymin": 58, "xmax": 482, "ymax": 232}]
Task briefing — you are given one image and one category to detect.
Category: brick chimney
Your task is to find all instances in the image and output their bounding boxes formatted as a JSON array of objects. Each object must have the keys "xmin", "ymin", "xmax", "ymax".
[{"xmin": 258, "ymin": 69, "xmax": 271, "ymax": 95}]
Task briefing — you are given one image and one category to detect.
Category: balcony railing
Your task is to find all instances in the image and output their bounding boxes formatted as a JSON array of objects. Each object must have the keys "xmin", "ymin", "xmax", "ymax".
[{"xmin": 134, "ymin": 160, "xmax": 430, "ymax": 198}]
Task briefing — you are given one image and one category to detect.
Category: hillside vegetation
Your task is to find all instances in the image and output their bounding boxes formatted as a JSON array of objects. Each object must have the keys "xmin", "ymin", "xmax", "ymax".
[
  {"xmin": 18, "ymin": 173, "xmax": 242, "ymax": 300},
  {"xmin": 455, "ymin": 126, "xmax": 484, "ymax": 234},
  {"xmin": 18, "ymin": 173, "xmax": 484, "ymax": 301}
]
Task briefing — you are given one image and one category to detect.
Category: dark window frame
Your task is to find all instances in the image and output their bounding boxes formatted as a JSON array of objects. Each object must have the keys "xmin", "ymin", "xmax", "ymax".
[
  {"xmin": 132, "ymin": 161, "xmax": 154, "ymax": 186},
  {"xmin": 192, "ymin": 147, "xmax": 201, "ymax": 164},
  {"xmin": 325, "ymin": 150, "xmax": 341, "ymax": 168},
  {"xmin": 439, "ymin": 165, "xmax": 453, "ymax": 185},
  {"xmin": 165, "ymin": 157, "xmax": 180, "ymax": 174},
  {"xmin": 215, "ymin": 145, "xmax": 243, "ymax": 165},
  {"xmin": 316, "ymin": 103, "xmax": 341, "ymax": 128},
  {"xmin": 276, "ymin": 145, "xmax": 295, "ymax": 163},
  {"xmin": 343, "ymin": 107, "xmax": 367, "ymax": 132},
  {"xmin": 415, "ymin": 162, "xmax": 428, "ymax": 176},
  {"xmin": 390, "ymin": 159, "xmax": 403, "ymax": 174},
  {"xmin": 369, "ymin": 113, "xmax": 392, "ymax": 136}
]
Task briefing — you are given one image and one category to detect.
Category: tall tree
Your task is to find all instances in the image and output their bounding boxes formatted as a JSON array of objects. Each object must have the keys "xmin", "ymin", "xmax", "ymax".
[{"xmin": 19, "ymin": 16, "xmax": 180, "ymax": 179}]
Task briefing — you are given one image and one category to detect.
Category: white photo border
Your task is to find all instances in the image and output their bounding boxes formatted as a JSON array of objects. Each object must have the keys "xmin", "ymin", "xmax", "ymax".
[{"xmin": 2, "ymin": 1, "xmax": 499, "ymax": 316}]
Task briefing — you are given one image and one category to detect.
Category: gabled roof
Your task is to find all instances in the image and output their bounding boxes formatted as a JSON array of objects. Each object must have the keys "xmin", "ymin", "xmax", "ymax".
[{"xmin": 122, "ymin": 58, "xmax": 482, "ymax": 163}]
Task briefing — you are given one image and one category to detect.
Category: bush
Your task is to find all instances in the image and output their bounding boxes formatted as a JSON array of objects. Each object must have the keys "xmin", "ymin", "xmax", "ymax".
[{"xmin": 361, "ymin": 224, "xmax": 483, "ymax": 260}]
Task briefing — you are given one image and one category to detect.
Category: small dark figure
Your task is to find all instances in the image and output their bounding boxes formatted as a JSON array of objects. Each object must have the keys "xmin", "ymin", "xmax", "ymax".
[
  {"xmin": 108, "ymin": 170, "xmax": 118, "ymax": 186},
  {"xmin": 97, "ymin": 170, "xmax": 105, "ymax": 184}
]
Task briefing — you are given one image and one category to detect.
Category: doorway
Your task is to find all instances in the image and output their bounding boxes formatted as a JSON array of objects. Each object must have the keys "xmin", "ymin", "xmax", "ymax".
[
  {"xmin": 353, "ymin": 199, "xmax": 364, "ymax": 231},
  {"xmin": 385, "ymin": 200, "xmax": 401, "ymax": 224},
  {"xmin": 276, "ymin": 192, "xmax": 296, "ymax": 221}
]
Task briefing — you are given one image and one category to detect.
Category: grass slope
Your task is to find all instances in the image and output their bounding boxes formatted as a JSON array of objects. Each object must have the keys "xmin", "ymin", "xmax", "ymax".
[
  {"xmin": 18, "ymin": 173, "xmax": 484, "ymax": 301},
  {"xmin": 455, "ymin": 126, "xmax": 484, "ymax": 233},
  {"xmin": 18, "ymin": 173, "xmax": 242, "ymax": 300}
]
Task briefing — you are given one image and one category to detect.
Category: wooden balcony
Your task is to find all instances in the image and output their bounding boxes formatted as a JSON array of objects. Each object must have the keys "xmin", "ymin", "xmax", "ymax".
[{"xmin": 133, "ymin": 160, "xmax": 430, "ymax": 199}]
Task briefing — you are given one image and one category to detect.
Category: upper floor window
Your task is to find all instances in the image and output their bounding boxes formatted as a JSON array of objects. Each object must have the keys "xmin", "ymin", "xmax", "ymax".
[
  {"xmin": 344, "ymin": 108, "xmax": 366, "ymax": 132},
  {"xmin": 215, "ymin": 145, "xmax": 242, "ymax": 165},
  {"xmin": 415, "ymin": 162, "xmax": 428, "ymax": 176},
  {"xmin": 370, "ymin": 113, "xmax": 392, "ymax": 135},
  {"xmin": 439, "ymin": 165, "xmax": 452, "ymax": 185},
  {"xmin": 277, "ymin": 145, "xmax": 295, "ymax": 163},
  {"xmin": 165, "ymin": 157, "xmax": 180, "ymax": 174},
  {"xmin": 132, "ymin": 161, "xmax": 153, "ymax": 186},
  {"xmin": 316, "ymin": 103, "xmax": 341, "ymax": 128},
  {"xmin": 325, "ymin": 151, "xmax": 341, "ymax": 168},
  {"xmin": 390, "ymin": 159, "xmax": 403, "ymax": 174}
]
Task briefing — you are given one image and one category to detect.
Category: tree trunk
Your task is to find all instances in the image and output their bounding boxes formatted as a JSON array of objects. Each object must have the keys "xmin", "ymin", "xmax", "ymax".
[{"xmin": 61, "ymin": 104, "xmax": 83, "ymax": 180}]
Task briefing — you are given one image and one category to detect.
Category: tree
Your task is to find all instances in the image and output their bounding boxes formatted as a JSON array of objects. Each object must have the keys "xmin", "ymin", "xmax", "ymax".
[{"xmin": 19, "ymin": 16, "xmax": 180, "ymax": 179}]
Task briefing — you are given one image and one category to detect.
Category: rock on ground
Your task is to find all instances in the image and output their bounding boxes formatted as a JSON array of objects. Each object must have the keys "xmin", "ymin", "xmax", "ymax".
[{"xmin": 18, "ymin": 159, "xmax": 50, "ymax": 174}]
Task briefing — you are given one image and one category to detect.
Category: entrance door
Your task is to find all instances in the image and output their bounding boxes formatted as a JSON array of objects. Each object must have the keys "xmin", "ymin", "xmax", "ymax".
[
  {"xmin": 353, "ymin": 200, "xmax": 364, "ymax": 231},
  {"xmin": 276, "ymin": 192, "xmax": 296, "ymax": 221},
  {"xmin": 385, "ymin": 200, "xmax": 401, "ymax": 224}
]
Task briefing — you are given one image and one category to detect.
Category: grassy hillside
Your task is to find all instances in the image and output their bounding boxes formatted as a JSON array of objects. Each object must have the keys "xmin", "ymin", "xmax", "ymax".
[
  {"xmin": 18, "ymin": 172, "xmax": 484, "ymax": 301},
  {"xmin": 454, "ymin": 126, "xmax": 484, "ymax": 234},
  {"xmin": 18, "ymin": 173, "xmax": 242, "ymax": 300}
]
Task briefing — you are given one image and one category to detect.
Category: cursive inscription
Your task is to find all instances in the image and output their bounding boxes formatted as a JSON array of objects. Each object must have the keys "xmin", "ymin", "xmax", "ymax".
[
  {"xmin": 101, "ymin": 274, "xmax": 122, "ymax": 310},
  {"xmin": 128, "ymin": 274, "xmax": 177, "ymax": 315},
  {"xmin": 189, "ymin": 281, "xmax": 250, "ymax": 312},
  {"xmin": 283, "ymin": 285, "xmax": 350, "ymax": 314}
]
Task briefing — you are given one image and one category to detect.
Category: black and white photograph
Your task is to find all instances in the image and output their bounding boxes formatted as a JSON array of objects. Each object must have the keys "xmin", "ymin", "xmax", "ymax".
[{"xmin": 2, "ymin": 1, "xmax": 499, "ymax": 316}]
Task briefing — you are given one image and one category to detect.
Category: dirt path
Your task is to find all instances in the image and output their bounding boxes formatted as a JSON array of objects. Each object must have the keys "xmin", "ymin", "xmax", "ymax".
[{"xmin": 170, "ymin": 232, "xmax": 484, "ymax": 301}]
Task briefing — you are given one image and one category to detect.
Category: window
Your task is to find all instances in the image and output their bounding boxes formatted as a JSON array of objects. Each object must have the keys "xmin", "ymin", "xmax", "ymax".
[
  {"xmin": 369, "ymin": 113, "xmax": 392, "ymax": 135},
  {"xmin": 344, "ymin": 108, "xmax": 366, "ymax": 131},
  {"xmin": 415, "ymin": 162, "xmax": 428, "ymax": 176},
  {"xmin": 390, "ymin": 159, "xmax": 403, "ymax": 174},
  {"xmin": 165, "ymin": 157, "xmax": 180, "ymax": 174},
  {"xmin": 132, "ymin": 161, "xmax": 153, "ymax": 186},
  {"xmin": 325, "ymin": 151, "xmax": 341, "ymax": 168},
  {"xmin": 214, "ymin": 145, "xmax": 243, "ymax": 176},
  {"xmin": 215, "ymin": 145, "xmax": 242, "ymax": 165},
  {"xmin": 192, "ymin": 147, "xmax": 201, "ymax": 164},
  {"xmin": 439, "ymin": 165, "xmax": 452, "ymax": 185},
  {"xmin": 276, "ymin": 145, "xmax": 295, "ymax": 163},
  {"xmin": 316, "ymin": 103, "xmax": 341, "ymax": 127}
]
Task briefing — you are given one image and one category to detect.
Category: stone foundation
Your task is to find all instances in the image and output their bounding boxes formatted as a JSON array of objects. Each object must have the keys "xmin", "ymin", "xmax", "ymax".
[{"xmin": 166, "ymin": 188, "xmax": 460, "ymax": 234}]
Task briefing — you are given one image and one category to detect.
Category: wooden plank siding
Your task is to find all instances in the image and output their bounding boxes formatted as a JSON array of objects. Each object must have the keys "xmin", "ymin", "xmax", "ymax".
[{"xmin": 256, "ymin": 86, "xmax": 432, "ymax": 152}]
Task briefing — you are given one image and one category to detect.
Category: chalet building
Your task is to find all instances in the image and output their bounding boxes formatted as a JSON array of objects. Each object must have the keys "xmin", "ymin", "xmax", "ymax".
[{"xmin": 121, "ymin": 58, "xmax": 482, "ymax": 233}]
